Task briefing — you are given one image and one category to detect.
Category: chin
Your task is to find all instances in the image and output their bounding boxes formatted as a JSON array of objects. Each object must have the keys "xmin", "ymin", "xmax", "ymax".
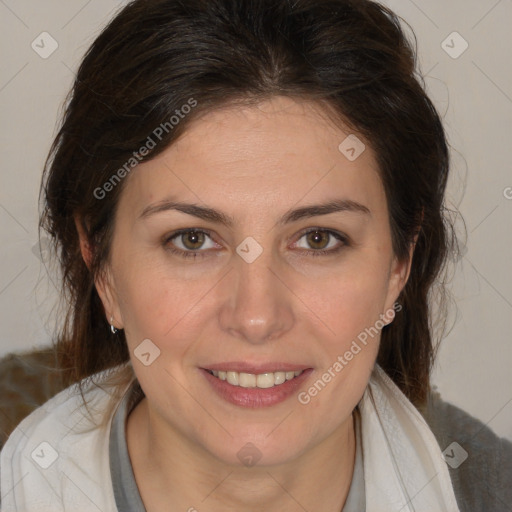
[{"xmin": 201, "ymin": 430, "xmax": 309, "ymax": 469}]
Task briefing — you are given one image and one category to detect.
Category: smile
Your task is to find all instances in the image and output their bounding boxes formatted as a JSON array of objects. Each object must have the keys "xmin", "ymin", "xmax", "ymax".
[{"xmin": 206, "ymin": 369, "xmax": 304, "ymax": 389}]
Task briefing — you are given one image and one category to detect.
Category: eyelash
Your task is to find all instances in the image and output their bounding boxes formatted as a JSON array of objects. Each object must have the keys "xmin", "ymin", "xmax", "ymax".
[{"xmin": 163, "ymin": 228, "xmax": 349, "ymax": 260}]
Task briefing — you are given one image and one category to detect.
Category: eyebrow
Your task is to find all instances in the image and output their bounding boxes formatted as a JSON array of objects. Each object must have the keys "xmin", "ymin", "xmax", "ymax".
[{"xmin": 138, "ymin": 198, "xmax": 370, "ymax": 226}]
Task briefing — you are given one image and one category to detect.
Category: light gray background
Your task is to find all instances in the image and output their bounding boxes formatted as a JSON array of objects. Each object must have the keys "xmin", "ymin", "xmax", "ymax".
[{"xmin": 0, "ymin": 0, "xmax": 511, "ymax": 440}]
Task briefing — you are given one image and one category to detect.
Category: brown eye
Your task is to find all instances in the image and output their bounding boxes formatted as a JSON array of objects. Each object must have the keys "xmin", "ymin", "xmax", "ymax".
[
  {"xmin": 293, "ymin": 229, "xmax": 347, "ymax": 254},
  {"xmin": 180, "ymin": 230, "xmax": 206, "ymax": 250},
  {"xmin": 168, "ymin": 229, "xmax": 217, "ymax": 253},
  {"xmin": 305, "ymin": 230, "xmax": 330, "ymax": 250},
  {"xmin": 164, "ymin": 229, "xmax": 220, "ymax": 260}
]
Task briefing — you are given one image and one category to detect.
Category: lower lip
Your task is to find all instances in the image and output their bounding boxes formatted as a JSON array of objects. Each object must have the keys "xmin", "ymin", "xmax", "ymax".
[{"xmin": 202, "ymin": 368, "xmax": 313, "ymax": 408}]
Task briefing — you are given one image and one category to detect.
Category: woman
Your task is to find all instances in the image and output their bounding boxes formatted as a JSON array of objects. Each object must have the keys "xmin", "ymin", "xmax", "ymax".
[{"xmin": 1, "ymin": 0, "xmax": 510, "ymax": 510}]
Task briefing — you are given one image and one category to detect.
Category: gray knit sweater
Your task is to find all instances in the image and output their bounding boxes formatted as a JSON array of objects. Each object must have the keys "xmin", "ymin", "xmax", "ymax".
[{"xmin": 420, "ymin": 391, "xmax": 512, "ymax": 511}]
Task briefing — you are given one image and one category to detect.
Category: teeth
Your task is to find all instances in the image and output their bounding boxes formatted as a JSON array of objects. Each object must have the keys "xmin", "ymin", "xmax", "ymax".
[
  {"xmin": 209, "ymin": 369, "xmax": 304, "ymax": 388},
  {"xmin": 256, "ymin": 373, "xmax": 274, "ymax": 388},
  {"xmin": 227, "ymin": 371, "xmax": 239, "ymax": 386},
  {"xmin": 239, "ymin": 372, "xmax": 257, "ymax": 388},
  {"xmin": 274, "ymin": 372, "xmax": 286, "ymax": 385}
]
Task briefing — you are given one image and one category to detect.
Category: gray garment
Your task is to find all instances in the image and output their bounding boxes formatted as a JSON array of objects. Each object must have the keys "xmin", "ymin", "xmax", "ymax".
[
  {"xmin": 419, "ymin": 390, "xmax": 512, "ymax": 512},
  {"xmin": 109, "ymin": 381, "xmax": 365, "ymax": 512},
  {"xmin": 109, "ymin": 382, "xmax": 147, "ymax": 512}
]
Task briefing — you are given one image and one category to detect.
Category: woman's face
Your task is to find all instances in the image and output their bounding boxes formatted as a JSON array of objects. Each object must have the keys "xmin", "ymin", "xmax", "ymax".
[{"xmin": 98, "ymin": 96, "xmax": 411, "ymax": 466}]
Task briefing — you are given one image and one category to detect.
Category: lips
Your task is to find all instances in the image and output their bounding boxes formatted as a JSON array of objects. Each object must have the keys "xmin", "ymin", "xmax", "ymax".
[{"xmin": 201, "ymin": 365, "xmax": 313, "ymax": 408}]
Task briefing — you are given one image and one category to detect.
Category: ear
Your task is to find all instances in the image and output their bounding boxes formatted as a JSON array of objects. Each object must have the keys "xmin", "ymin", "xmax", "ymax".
[
  {"xmin": 383, "ymin": 232, "xmax": 419, "ymax": 316},
  {"xmin": 74, "ymin": 214, "xmax": 93, "ymax": 270},
  {"xmin": 74, "ymin": 214, "xmax": 124, "ymax": 330}
]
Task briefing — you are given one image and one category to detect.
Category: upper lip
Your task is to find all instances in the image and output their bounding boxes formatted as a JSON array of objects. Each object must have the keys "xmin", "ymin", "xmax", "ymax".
[{"xmin": 203, "ymin": 362, "xmax": 312, "ymax": 373}]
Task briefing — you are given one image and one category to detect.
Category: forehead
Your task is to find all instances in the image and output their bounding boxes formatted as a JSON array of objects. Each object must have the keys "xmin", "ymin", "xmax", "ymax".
[{"xmin": 117, "ymin": 96, "xmax": 385, "ymax": 219}]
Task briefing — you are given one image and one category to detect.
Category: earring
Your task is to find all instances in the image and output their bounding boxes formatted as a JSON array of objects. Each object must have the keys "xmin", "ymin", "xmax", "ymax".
[{"xmin": 110, "ymin": 316, "xmax": 118, "ymax": 334}]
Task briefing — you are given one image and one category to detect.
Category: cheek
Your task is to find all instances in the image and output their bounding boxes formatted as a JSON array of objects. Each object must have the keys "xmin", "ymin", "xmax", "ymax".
[
  {"xmin": 296, "ymin": 267, "xmax": 390, "ymax": 421},
  {"xmin": 115, "ymin": 259, "xmax": 211, "ymax": 349},
  {"xmin": 307, "ymin": 262, "xmax": 391, "ymax": 344}
]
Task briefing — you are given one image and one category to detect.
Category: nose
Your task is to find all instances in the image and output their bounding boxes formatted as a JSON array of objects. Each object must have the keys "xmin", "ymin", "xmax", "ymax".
[{"xmin": 218, "ymin": 254, "xmax": 295, "ymax": 345}]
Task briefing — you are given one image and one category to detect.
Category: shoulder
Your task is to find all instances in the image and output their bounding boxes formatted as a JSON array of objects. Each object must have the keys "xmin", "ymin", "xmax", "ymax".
[
  {"xmin": 0, "ymin": 348, "xmax": 65, "ymax": 449},
  {"xmin": 420, "ymin": 391, "xmax": 512, "ymax": 512},
  {"xmin": 0, "ymin": 370, "xmax": 122, "ymax": 511}
]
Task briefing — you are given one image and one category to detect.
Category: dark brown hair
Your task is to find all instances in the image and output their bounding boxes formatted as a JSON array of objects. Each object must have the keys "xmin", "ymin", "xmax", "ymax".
[{"xmin": 40, "ymin": 0, "xmax": 456, "ymax": 406}]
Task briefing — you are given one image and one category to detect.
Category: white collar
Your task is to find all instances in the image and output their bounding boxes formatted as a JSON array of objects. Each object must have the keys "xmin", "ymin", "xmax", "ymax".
[{"xmin": 360, "ymin": 365, "xmax": 460, "ymax": 511}]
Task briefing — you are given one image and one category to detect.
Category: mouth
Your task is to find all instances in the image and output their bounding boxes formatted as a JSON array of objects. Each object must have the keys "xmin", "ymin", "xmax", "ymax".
[
  {"xmin": 204, "ymin": 369, "xmax": 304, "ymax": 389},
  {"xmin": 201, "ymin": 365, "xmax": 313, "ymax": 407}
]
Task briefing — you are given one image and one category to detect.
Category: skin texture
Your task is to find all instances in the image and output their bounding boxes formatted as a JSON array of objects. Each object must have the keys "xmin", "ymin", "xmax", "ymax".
[{"xmin": 82, "ymin": 96, "xmax": 413, "ymax": 511}]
